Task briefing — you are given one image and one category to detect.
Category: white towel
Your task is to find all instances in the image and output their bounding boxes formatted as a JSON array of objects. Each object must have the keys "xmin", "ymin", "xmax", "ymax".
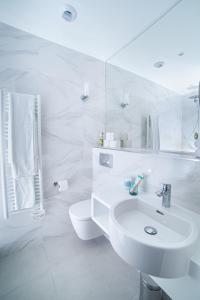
[
  {"xmin": 146, "ymin": 115, "xmax": 153, "ymax": 148},
  {"xmin": 15, "ymin": 177, "xmax": 35, "ymax": 210},
  {"xmin": 146, "ymin": 114, "xmax": 160, "ymax": 151},
  {"xmin": 8, "ymin": 92, "xmax": 36, "ymax": 178},
  {"xmin": 152, "ymin": 115, "xmax": 160, "ymax": 151},
  {"xmin": 7, "ymin": 92, "xmax": 37, "ymax": 210}
]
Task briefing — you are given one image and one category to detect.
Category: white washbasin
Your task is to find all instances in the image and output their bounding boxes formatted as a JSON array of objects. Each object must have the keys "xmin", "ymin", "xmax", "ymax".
[{"xmin": 109, "ymin": 199, "xmax": 198, "ymax": 278}]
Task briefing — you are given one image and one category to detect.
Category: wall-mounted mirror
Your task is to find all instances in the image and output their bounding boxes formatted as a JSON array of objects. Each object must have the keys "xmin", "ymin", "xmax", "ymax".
[{"xmin": 105, "ymin": 0, "xmax": 200, "ymax": 156}]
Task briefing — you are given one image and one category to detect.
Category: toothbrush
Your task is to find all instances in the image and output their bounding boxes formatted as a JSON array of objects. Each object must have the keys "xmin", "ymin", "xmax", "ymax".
[{"xmin": 129, "ymin": 175, "xmax": 144, "ymax": 195}]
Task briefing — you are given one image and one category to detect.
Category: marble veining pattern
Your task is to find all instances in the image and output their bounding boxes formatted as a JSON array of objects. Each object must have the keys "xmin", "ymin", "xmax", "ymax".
[
  {"xmin": 0, "ymin": 22, "xmax": 140, "ymax": 300},
  {"xmin": 0, "ymin": 22, "xmax": 105, "ymax": 205},
  {"xmin": 0, "ymin": 20, "xmax": 199, "ymax": 300}
]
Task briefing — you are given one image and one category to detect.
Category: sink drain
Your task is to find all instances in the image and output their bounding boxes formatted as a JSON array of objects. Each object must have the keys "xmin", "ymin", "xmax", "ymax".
[{"xmin": 144, "ymin": 226, "xmax": 158, "ymax": 235}]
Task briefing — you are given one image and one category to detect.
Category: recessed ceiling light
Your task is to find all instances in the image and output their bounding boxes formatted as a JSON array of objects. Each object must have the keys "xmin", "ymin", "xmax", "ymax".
[
  {"xmin": 153, "ymin": 61, "xmax": 165, "ymax": 68},
  {"xmin": 177, "ymin": 51, "xmax": 184, "ymax": 56},
  {"xmin": 61, "ymin": 4, "xmax": 77, "ymax": 22}
]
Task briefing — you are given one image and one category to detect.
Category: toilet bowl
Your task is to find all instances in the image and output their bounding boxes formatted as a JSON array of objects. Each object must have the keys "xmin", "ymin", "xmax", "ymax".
[{"xmin": 69, "ymin": 199, "xmax": 102, "ymax": 240}]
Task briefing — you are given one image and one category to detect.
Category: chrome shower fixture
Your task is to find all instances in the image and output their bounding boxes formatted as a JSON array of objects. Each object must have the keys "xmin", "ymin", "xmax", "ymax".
[
  {"xmin": 189, "ymin": 81, "xmax": 200, "ymax": 105},
  {"xmin": 189, "ymin": 95, "xmax": 199, "ymax": 103}
]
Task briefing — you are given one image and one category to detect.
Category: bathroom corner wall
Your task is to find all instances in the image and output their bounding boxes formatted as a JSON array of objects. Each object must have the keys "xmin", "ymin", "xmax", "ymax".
[
  {"xmin": 0, "ymin": 22, "xmax": 105, "ymax": 204},
  {"xmin": 0, "ymin": 21, "xmax": 199, "ymax": 216},
  {"xmin": 93, "ymin": 148, "xmax": 200, "ymax": 215}
]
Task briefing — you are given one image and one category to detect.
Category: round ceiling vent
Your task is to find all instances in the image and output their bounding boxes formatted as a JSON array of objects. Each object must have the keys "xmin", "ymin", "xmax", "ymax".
[{"xmin": 62, "ymin": 4, "xmax": 77, "ymax": 22}]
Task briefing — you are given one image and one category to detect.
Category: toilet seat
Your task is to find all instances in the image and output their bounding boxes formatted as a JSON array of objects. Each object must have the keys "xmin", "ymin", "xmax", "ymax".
[
  {"xmin": 69, "ymin": 199, "xmax": 102, "ymax": 240},
  {"xmin": 69, "ymin": 199, "xmax": 91, "ymax": 221}
]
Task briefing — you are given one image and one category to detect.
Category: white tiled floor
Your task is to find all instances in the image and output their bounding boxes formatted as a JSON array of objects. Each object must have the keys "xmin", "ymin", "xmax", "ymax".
[{"xmin": 0, "ymin": 197, "xmax": 140, "ymax": 300}]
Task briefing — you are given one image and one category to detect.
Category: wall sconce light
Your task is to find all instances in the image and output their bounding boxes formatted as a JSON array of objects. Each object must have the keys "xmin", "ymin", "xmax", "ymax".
[
  {"xmin": 120, "ymin": 93, "xmax": 130, "ymax": 108},
  {"xmin": 81, "ymin": 82, "xmax": 89, "ymax": 102}
]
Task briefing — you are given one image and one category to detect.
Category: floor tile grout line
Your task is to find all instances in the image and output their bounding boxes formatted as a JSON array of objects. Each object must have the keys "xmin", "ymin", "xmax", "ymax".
[
  {"xmin": 40, "ymin": 230, "xmax": 60, "ymax": 299},
  {"xmin": 0, "ymin": 269, "xmax": 51, "ymax": 299}
]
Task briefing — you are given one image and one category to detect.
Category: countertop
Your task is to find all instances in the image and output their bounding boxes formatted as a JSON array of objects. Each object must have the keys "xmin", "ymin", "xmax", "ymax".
[{"xmin": 92, "ymin": 190, "xmax": 200, "ymax": 300}]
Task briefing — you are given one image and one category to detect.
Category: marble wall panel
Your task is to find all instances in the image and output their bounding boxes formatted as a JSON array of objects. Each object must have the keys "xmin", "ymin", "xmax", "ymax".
[{"xmin": 0, "ymin": 22, "xmax": 105, "ymax": 209}]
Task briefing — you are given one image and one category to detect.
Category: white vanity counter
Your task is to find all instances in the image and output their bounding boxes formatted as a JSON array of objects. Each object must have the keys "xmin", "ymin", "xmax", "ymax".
[
  {"xmin": 91, "ymin": 191, "xmax": 200, "ymax": 300},
  {"xmin": 92, "ymin": 146, "xmax": 200, "ymax": 299}
]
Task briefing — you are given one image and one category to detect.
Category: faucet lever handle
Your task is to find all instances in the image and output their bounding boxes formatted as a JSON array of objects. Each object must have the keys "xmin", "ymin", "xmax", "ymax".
[
  {"xmin": 155, "ymin": 190, "xmax": 163, "ymax": 197},
  {"xmin": 162, "ymin": 183, "xmax": 171, "ymax": 192},
  {"xmin": 156, "ymin": 183, "xmax": 171, "ymax": 197}
]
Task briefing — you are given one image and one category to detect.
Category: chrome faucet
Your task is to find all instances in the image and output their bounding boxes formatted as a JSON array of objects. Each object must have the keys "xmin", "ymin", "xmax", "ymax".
[{"xmin": 156, "ymin": 184, "xmax": 171, "ymax": 208}]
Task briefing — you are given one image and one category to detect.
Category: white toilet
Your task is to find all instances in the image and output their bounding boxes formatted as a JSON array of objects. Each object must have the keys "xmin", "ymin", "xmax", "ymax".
[{"xmin": 69, "ymin": 199, "xmax": 102, "ymax": 240}]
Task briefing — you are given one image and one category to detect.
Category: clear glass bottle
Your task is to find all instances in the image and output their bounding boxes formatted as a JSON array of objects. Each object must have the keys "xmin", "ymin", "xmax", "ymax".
[{"xmin": 99, "ymin": 132, "xmax": 104, "ymax": 147}]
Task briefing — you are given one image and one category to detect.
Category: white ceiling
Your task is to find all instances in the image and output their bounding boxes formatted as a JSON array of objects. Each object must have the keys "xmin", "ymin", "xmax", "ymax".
[
  {"xmin": 0, "ymin": 0, "xmax": 179, "ymax": 61},
  {"xmin": 109, "ymin": 0, "xmax": 200, "ymax": 95}
]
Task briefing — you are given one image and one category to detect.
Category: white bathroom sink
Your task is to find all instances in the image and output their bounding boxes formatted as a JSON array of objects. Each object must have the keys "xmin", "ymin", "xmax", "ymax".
[{"xmin": 109, "ymin": 199, "xmax": 198, "ymax": 278}]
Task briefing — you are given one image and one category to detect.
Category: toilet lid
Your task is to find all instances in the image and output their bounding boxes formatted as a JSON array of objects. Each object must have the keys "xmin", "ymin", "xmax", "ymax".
[{"xmin": 69, "ymin": 199, "xmax": 91, "ymax": 221}]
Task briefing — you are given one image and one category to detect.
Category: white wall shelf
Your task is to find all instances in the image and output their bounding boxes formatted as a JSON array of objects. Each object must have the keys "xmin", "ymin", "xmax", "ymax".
[{"xmin": 91, "ymin": 194, "xmax": 110, "ymax": 235}]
